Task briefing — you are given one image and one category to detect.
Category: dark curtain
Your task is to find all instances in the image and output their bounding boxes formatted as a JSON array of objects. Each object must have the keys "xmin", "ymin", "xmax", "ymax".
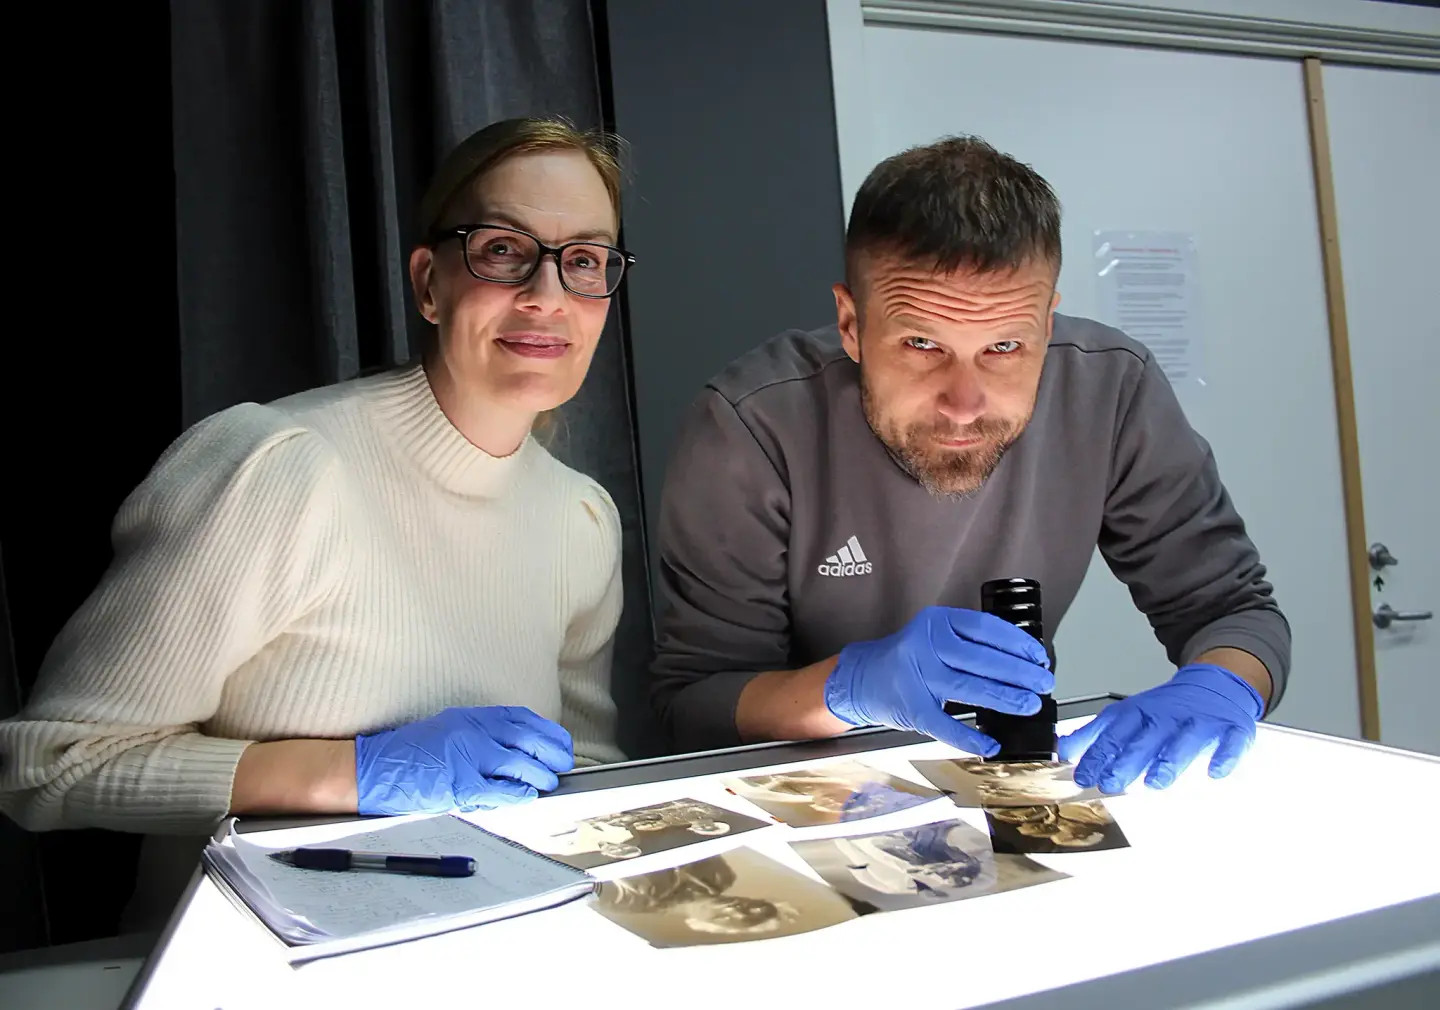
[
  {"xmin": 172, "ymin": 0, "xmax": 617, "ymax": 416},
  {"xmin": 1, "ymin": 0, "xmax": 653, "ymax": 952}
]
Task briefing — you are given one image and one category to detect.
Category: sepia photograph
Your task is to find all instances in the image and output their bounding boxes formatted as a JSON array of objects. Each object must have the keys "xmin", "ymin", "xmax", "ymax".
[
  {"xmin": 723, "ymin": 760, "xmax": 944, "ymax": 828},
  {"xmin": 992, "ymin": 852, "xmax": 1072, "ymax": 894},
  {"xmin": 910, "ymin": 758, "xmax": 1103, "ymax": 809},
  {"xmin": 790, "ymin": 818, "xmax": 998, "ymax": 912},
  {"xmin": 985, "ymin": 800, "xmax": 1131, "ymax": 855},
  {"xmin": 511, "ymin": 798, "xmax": 772, "ymax": 870},
  {"xmin": 591, "ymin": 847, "xmax": 862, "ymax": 947}
]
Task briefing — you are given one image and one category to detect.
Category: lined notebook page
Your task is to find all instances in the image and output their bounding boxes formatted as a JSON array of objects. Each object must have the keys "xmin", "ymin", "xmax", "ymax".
[{"xmin": 227, "ymin": 815, "xmax": 588, "ymax": 938}]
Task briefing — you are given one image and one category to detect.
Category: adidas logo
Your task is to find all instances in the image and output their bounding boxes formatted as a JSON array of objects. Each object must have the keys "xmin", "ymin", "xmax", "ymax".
[{"xmin": 817, "ymin": 535, "xmax": 873, "ymax": 577}]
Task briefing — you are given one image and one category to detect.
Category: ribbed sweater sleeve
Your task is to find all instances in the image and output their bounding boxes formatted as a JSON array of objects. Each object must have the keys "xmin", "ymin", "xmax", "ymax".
[
  {"xmin": 559, "ymin": 484, "xmax": 626, "ymax": 766},
  {"xmin": 0, "ymin": 405, "xmax": 345, "ymax": 833}
]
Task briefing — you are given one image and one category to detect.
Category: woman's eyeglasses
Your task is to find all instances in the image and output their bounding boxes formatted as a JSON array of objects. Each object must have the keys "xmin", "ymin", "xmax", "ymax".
[{"xmin": 428, "ymin": 224, "xmax": 635, "ymax": 299}]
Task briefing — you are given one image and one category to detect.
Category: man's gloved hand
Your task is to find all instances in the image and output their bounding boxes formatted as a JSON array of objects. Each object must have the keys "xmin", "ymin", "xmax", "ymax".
[
  {"xmin": 355, "ymin": 706, "xmax": 575, "ymax": 815},
  {"xmin": 824, "ymin": 606, "xmax": 1055, "ymax": 756},
  {"xmin": 1058, "ymin": 663, "xmax": 1264, "ymax": 794}
]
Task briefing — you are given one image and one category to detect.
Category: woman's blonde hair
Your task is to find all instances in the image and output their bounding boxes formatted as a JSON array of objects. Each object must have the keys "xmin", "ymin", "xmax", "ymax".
[
  {"xmin": 416, "ymin": 117, "xmax": 625, "ymax": 444},
  {"xmin": 419, "ymin": 116, "xmax": 624, "ymax": 240}
]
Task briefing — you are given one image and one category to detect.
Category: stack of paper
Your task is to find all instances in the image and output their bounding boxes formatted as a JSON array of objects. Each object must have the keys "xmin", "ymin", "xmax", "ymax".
[{"xmin": 202, "ymin": 813, "xmax": 595, "ymax": 963}]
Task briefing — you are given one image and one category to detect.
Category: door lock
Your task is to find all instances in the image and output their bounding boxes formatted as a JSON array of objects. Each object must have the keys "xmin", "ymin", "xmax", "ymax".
[
  {"xmin": 1368, "ymin": 543, "xmax": 1398, "ymax": 570},
  {"xmin": 1373, "ymin": 603, "xmax": 1434, "ymax": 629}
]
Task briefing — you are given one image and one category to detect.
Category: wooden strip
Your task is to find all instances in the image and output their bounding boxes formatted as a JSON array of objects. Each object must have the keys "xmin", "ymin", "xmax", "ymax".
[{"xmin": 1301, "ymin": 57, "xmax": 1381, "ymax": 741}]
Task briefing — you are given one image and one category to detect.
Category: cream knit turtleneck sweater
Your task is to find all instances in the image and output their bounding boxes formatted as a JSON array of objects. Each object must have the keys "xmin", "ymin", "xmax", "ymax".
[{"xmin": 0, "ymin": 363, "xmax": 626, "ymax": 835}]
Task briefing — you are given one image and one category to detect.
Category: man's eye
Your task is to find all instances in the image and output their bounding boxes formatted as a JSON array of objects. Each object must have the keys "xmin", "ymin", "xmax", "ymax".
[
  {"xmin": 906, "ymin": 337, "xmax": 939, "ymax": 351},
  {"xmin": 990, "ymin": 340, "xmax": 1022, "ymax": 354}
]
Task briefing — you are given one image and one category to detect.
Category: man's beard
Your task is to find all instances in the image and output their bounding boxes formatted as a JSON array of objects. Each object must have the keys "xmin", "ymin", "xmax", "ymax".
[{"xmin": 861, "ymin": 373, "xmax": 1029, "ymax": 499}]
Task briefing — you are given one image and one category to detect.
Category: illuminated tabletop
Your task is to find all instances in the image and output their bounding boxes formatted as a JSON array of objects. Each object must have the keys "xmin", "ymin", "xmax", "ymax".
[{"xmin": 120, "ymin": 696, "xmax": 1440, "ymax": 1010}]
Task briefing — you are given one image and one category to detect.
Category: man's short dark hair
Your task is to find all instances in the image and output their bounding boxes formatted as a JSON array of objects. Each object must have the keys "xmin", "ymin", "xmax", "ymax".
[{"xmin": 845, "ymin": 135, "xmax": 1062, "ymax": 288}]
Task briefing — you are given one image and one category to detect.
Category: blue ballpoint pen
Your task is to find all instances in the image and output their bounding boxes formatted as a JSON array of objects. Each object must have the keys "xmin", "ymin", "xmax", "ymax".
[{"xmin": 268, "ymin": 847, "xmax": 476, "ymax": 877}]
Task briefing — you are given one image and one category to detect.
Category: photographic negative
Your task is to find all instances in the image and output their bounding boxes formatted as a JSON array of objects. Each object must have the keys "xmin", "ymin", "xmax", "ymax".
[
  {"xmin": 911, "ymin": 758, "xmax": 1101, "ymax": 808},
  {"xmin": 513, "ymin": 798, "xmax": 771, "ymax": 870},
  {"xmin": 791, "ymin": 818, "xmax": 1071, "ymax": 913},
  {"xmin": 592, "ymin": 847, "xmax": 861, "ymax": 947},
  {"xmin": 985, "ymin": 800, "xmax": 1131, "ymax": 855},
  {"xmin": 723, "ymin": 760, "xmax": 943, "ymax": 828}
]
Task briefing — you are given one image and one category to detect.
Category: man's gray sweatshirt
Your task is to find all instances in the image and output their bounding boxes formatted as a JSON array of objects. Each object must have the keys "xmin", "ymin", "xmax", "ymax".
[{"xmin": 650, "ymin": 315, "xmax": 1290, "ymax": 752}]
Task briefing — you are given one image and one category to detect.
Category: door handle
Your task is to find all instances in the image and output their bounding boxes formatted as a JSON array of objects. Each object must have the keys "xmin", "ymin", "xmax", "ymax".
[
  {"xmin": 1368, "ymin": 542, "xmax": 1399, "ymax": 570},
  {"xmin": 1373, "ymin": 603, "xmax": 1434, "ymax": 629}
]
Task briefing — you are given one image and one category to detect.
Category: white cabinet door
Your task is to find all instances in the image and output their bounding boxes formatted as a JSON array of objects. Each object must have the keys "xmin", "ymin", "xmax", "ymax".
[
  {"xmin": 855, "ymin": 26, "xmax": 1361, "ymax": 737},
  {"xmin": 1324, "ymin": 64, "xmax": 1440, "ymax": 755}
]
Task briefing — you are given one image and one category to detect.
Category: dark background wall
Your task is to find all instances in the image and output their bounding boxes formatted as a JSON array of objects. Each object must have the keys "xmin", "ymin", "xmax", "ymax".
[
  {"xmin": 0, "ymin": 560, "xmax": 49, "ymax": 953},
  {"xmin": 602, "ymin": 0, "xmax": 848, "ymax": 600},
  {"xmin": 1, "ymin": 3, "xmax": 178, "ymax": 950}
]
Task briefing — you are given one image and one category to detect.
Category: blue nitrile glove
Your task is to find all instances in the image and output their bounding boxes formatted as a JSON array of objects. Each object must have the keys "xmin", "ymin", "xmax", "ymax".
[
  {"xmin": 1057, "ymin": 664, "xmax": 1264, "ymax": 794},
  {"xmin": 354, "ymin": 706, "xmax": 575, "ymax": 816},
  {"xmin": 824, "ymin": 606, "xmax": 1055, "ymax": 756}
]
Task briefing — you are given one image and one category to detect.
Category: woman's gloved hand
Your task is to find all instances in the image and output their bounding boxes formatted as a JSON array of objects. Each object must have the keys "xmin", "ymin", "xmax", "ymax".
[{"xmin": 354, "ymin": 706, "xmax": 575, "ymax": 815}]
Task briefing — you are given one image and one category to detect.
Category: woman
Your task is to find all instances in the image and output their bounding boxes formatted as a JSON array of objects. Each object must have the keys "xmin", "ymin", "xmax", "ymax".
[{"xmin": 0, "ymin": 116, "xmax": 634, "ymax": 925}]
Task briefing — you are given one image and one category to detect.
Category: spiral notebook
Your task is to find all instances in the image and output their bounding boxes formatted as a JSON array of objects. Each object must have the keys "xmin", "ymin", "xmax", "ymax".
[{"xmin": 202, "ymin": 813, "xmax": 596, "ymax": 964}]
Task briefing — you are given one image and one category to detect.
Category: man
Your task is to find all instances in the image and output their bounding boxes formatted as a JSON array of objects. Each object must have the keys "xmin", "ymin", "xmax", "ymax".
[{"xmin": 650, "ymin": 135, "xmax": 1288, "ymax": 796}]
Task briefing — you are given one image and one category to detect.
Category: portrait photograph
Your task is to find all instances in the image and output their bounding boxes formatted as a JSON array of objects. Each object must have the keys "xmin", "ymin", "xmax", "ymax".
[
  {"xmin": 591, "ymin": 847, "xmax": 861, "ymax": 947},
  {"xmin": 984, "ymin": 800, "xmax": 1131, "ymax": 855},
  {"xmin": 910, "ymin": 758, "xmax": 1103, "ymax": 808},
  {"xmin": 511, "ymin": 797, "xmax": 771, "ymax": 871},
  {"xmin": 723, "ymin": 759, "xmax": 944, "ymax": 828}
]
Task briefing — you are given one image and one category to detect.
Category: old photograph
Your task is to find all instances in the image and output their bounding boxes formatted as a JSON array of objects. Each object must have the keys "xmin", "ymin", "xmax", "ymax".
[
  {"xmin": 791, "ymin": 818, "xmax": 1073, "ymax": 913},
  {"xmin": 985, "ymin": 800, "xmax": 1131, "ymax": 855},
  {"xmin": 723, "ymin": 759, "xmax": 943, "ymax": 828},
  {"xmin": 512, "ymin": 798, "xmax": 772, "ymax": 870},
  {"xmin": 790, "ymin": 818, "xmax": 998, "ymax": 912},
  {"xmin": 591, "ymin": 847, "xmax": 861, "ymax": 947},
  {"xmin": 992, "ymin": 852, "xmax": 1071, "ymax": 893},
  {"xmin": 911, "ymin": 757, "xmax": 1102, "ymax": 808}
]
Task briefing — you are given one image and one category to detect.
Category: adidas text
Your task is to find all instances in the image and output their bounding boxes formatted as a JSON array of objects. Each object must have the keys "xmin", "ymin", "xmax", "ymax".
[
  {"xmin": 817, "ymin": 535, "xmax": 872, "ymax": 577},
  {"xmin": 817, "ymin": 561, "xmax": 873, "ymax": 577}
]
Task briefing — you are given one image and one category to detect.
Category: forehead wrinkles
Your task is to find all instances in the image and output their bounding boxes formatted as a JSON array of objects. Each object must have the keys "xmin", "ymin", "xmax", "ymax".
[
  {"xmin": 481, "ymin": 195, "xmax": 614, "ymax": 235},
  {"xmin": 871, "ymin": 271, "xmax": 1049, "ymax": 326},
  {"xmin": 472, "ymin": 157, "xmax": 616, "ymax": 237}
]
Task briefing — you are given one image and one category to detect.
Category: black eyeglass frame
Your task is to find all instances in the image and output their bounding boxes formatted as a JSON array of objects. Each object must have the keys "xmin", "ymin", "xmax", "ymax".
[{"xmin": 428, "ymin": 223, "xmax": 636, "ymax": 299}]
